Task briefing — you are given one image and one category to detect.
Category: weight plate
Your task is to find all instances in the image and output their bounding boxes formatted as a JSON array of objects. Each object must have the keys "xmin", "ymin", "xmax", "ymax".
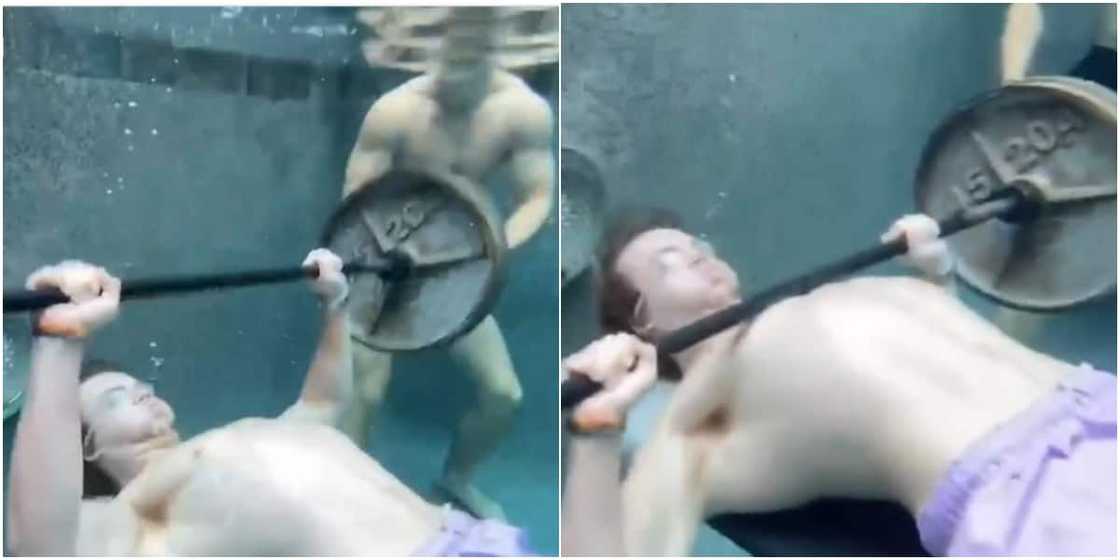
[
  {"xmin": 322, "ymin": 170, "xmax": 507, "ymax": 351},
  {"xmin": 915, "ymin": 76, "xmax": 1117, "ymax": 311},
  {"xmin": 560, "ymin": 147, "xmax": 606, "ymax": 286}
]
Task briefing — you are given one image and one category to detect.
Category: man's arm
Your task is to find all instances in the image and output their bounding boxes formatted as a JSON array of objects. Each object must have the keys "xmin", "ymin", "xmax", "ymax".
[
  {"xmin": 503, "ymin": 92, "xmax": 555, "ymax": 249},
  {"xmin": 343, "ymin": 96, "xmax": 401, "ymax": 198},
  {"xmin": 562, "ymin": 433, "xmax": 626, "ymax": 556},
  {"xmin": 881, "ymin": 214, "xmax": 958, "ymax": 295},
  {"xmin": 280, "ymin": 250, "xmax": 353, "ymax": 427},
  {"xmin": 565, "ymin": 414, "xmax": 706, "ymax": 557},
  {"xmin": 8, "ymin": 338, "xmax": 86, "ymax": 555},
  {"xmin": 7, "ymin": 263, "xmax": 120, "ymax": 555},
  {"xmin": 1001, "ymin": 3, "xmax": 1043, "ymax": 84},
  {"xmin": 621, "ymin": 432, "xmax": 706, "ymax": 556},
  {"xmin": 560, "ymin": 334, "xmax": 658, "ymax": 555}
]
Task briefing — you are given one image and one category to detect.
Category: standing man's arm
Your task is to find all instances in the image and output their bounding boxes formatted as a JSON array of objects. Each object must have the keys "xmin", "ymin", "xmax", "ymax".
[
  {"xmin": 343, "ymin": 96, "xmax": 402, "ymax": 198},
  {"xmin": 503, "ymin": 92, "xmax": 555, "ymax": 249},
  {"xmin": 1001, "ymin": 3, "xmax": 1043, "ymax": 84}
]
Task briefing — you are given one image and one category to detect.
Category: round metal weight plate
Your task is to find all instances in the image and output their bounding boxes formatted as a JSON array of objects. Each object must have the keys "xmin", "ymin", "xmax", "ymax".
[
  {"xmin": 560, "ymin": 147, "xmax": 606, "ymax": 286},
  {"xmin": 915, "ymin": 76, "xmax": 1117, "ymax": 311},
  {"xmin": 322, "ymin": 170, "xmax": 507, "ymax": 351}
]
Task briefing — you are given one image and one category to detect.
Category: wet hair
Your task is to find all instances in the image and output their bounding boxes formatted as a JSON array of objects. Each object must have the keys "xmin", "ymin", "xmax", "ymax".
[
  {"xmin": 595, "ymin": 207, "xmax": 685, "ymax": 381},
  {"xmin": 79, "ymin": 359, "xmax": 128, "ymax": 499}
]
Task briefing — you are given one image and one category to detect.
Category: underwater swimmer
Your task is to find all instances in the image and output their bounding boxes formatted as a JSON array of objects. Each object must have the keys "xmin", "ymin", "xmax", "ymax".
[
  {"xmin": 561, "ymin": 210, "xmax": 1116, "ymax": 556},
  {"xmin": 6, "ymin": 250, "xmax": 533, "ymax": 556},
  {"xmin": 341, "ymin": 7, "xmax": 555, "ymax": 519}
]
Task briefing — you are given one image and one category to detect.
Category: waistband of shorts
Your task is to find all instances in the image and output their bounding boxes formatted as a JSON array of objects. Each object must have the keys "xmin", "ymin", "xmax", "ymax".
[
  {"xmin": 916, "ymin": 364, "xmax": 1117, "ymax": 554},
  {"xmin": 413, "ymin": 505, "xmax": 532, "ymax": 556}
]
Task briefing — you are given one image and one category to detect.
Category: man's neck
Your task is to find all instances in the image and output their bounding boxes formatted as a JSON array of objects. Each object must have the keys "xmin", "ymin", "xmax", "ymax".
[
  {"xmin": 431, "ymin": 64, "xmax": 494, "ymax": 112},
  {"xmin": 99, "ymin": 432, "xmax": 180, "ymax": 488},
  {"xmin": 668, "ymin": 315, "xmax": 748, "ymax": 373}
]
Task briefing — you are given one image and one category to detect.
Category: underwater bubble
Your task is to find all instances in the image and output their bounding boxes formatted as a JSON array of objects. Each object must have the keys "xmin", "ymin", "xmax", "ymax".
[
  {"xmin": 128, "ymin": 101, "xmax": 138, "ymax": 108},
  {"xmin": 124, "ymin": 128, "xmax": 132, "ymax": 135},
  {"xmin": 3, "ymin": 335, "xmax": 14, "ymax": 371}
]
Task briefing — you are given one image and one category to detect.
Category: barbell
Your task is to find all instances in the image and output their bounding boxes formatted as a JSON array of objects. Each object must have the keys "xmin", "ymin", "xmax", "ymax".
[{"xmin": 3, "ymin": 169, "xmax": 508, "ymax": 353}]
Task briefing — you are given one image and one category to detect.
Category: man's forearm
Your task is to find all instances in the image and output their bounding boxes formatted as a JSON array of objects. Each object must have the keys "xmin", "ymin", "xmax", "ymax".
[
  {"xmin": 562, "ymin": 432, "xmax": 626, "ymax": 556},
  {"xmin": 8, "ymin": 337, "xmax": 86, "ymax": 555},
  {"xmin": 299, "ymin": 308, "xmax": 353, "ymax": 407},
  {"xmin": 505, "ymin": 189, "xmax": 553, "ymax": 248}
]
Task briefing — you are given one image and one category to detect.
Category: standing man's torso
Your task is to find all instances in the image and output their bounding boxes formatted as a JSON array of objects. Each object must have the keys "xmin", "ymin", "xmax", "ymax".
[{"xmin": 363, "ymin": 71, "xmax": 543, "ymax": 183}]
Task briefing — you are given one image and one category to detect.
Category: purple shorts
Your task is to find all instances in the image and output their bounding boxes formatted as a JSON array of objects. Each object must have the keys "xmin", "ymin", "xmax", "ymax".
[
  {"xmin": 917, "ymin": 364, "xmax": 1117, "ymax": 556},
  {"xmin": 413, "ymin": 507, "xmax": 535, "ymax": 556}
]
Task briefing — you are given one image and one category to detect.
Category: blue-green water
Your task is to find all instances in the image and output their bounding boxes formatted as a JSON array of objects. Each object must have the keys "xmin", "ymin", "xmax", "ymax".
[{"xmin": 3, "ymin": 6, "xmax": 558, "ymax": 555}]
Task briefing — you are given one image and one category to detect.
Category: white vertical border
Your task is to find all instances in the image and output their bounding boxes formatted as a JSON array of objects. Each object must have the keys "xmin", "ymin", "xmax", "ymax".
[{"xmin": 554, "ymin": 3, "xmax": 564, "ymax": 555}]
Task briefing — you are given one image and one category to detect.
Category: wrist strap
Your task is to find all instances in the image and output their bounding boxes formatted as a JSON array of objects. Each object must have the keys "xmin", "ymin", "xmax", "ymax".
[
  {"xmin": 564, "ymin": 409, "xmax": 625, "ymax": 437},
  {"xmin": 29, "ymin": 311, "xmax": 81, "ymax": 339}
]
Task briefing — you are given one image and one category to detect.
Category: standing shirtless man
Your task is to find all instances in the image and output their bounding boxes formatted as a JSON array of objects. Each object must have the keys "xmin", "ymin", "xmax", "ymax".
[{"xmin": 341, "ymin": 7, "xmax": 555, "ymax": 520}]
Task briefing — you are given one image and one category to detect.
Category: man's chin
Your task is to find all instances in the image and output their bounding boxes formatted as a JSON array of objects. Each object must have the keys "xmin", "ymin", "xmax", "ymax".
[
  {"xmin": 709, "ymin": 288, "xmax": 741, "ymax": 309},
  {"xmin": 147, "ymin": 421, "xmax": 180, "ymax": 446}
]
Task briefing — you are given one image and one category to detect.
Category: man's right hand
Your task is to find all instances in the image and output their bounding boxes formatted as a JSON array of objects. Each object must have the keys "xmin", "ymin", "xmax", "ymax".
[
  {"xmin": 563, "ymin": 333, "xmax": 658, "ymax": 433},
  {"xmin": 25, "ymin": 261, "xmax": 121, "ymax": 338},
  {"xmin": 881, "ymin": 213, "xmax": 953, "ymax": 279}
]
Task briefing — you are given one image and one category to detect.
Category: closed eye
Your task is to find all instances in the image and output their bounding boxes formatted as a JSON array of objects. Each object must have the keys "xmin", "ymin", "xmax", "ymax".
[{"xmin": 98, "ymin": 386, "xmax": 129, "ymax": 409}]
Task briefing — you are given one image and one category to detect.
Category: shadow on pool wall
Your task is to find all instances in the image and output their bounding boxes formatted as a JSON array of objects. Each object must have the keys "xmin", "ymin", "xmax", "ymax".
[
  {"xmin": 560, "ymin": 3, "xmax": 1114, "ymax": 556},
  {"xmin": 2, "ymin": 6, "xmax": 559, "ymax": 555}
]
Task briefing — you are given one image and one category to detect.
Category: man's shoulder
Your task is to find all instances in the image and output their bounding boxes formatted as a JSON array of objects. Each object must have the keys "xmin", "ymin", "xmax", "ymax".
[
  {"xmin": 487, "ymin": 74, "xmax": 552, "ymax": 138},
  {"xmin": 366, "ymin": 77, "xmax": 434, "ymax": 120},
  {"xmin": 490, "ymin": 72, "xmax": 550, "ymax": 110}
]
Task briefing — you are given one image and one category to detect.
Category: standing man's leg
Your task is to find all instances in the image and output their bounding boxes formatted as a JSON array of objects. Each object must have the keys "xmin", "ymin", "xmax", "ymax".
[{"xmin": 438, "ymin": 315, "xmax": 523, "ymax": 520}]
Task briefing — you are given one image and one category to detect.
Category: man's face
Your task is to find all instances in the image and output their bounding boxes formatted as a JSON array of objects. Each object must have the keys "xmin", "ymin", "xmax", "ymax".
[
  {"xmin": 435, "ymin": 18, "xmax": 499, "ymax": 85},
  {"xmin": 80, "ymin": 371, "xmax": 177, "ymax": 452},
  {"xmin": 614, "ymin": 228, "xmax": 741, "ymax": 334}
]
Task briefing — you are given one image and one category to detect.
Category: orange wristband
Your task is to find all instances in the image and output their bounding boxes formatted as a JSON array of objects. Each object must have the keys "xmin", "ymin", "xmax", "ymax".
[
  {"xmin": 32, "ymin": 312, "xmax": 87, "ymax": 339},
  {"xmin": 568, "ymin": 405, "xmax": 625, "ymax": 435}
]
